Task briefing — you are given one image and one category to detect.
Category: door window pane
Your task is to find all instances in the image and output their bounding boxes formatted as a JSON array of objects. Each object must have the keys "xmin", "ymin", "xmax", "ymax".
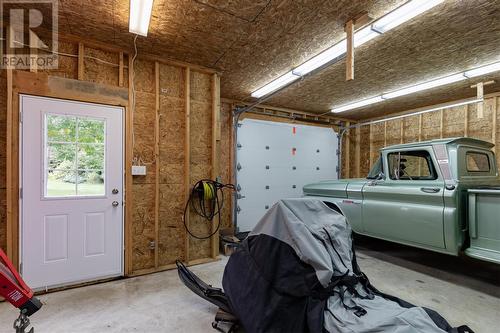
[
  {"xmin": 77, "ymin": 171, "xmax": 105, "ymax": 196},
  {"xmin": 45, "ymin": 114, "xmax": 106, "ymax": 197},
  {"xmin": 466, "ymin": 152, "xmax": 490, "ymax": 172},
  {"xmin": 78, "ymin": 144, "xmax": 105, "ymax": 170},
  {"xmin": 388, "ymin": 151, "xmax": 437, "ymax": 180},
  {"xmin": 47, "ymin": 115, "xmax": 77, "ymax": 142},
  {"xmin": 48, "ymin": 143, "xmax": 76, "ymax": 169},
  {"xmin": 78, "ymin": 119, "xmax": 105, "ymax": 143},
  {"xmin": 47, "ymin": 170, "xmax": 77, "ymax": 196}
]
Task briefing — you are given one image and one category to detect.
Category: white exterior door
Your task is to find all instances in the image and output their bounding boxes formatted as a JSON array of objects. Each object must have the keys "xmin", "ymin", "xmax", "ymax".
[{"xmin": 20, "ymin": 95, "xmax": 124, "ymax": 290}]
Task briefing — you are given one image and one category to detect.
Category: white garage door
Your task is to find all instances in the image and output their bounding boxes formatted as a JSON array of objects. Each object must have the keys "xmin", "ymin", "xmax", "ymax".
[
  {"xmin": 20, "ymin": 95, "xmax": 124, "ymax": 290},
  {"xmin": 236, "ymin": 119, "xmax": 338, "ymax": 232}
]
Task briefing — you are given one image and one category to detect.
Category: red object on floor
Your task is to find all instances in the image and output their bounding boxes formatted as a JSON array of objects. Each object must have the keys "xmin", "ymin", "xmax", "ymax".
[{"xmin": 0, "ymin": 249, "xmax": 41, "ymax": 316}]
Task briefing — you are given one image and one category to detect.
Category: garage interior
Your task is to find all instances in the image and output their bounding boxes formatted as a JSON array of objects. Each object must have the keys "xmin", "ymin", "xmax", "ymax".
[{"xmin": 0, "ymin": 0, "xmax": 500, "ymax": 332}]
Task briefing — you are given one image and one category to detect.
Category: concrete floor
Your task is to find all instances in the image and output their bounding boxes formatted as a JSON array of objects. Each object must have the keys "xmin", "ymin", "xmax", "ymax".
[{"xmin": 1, "ymin": 237, "xmax": 499, "ymax": 333}]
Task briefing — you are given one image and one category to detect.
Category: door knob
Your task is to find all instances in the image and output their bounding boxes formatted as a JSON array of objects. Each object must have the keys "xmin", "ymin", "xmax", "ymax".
[
  {"xmin": 112, "ymin": 201, "xmax": 119, "ymax": 207},
  {"xmin": 112, "ymin": 188, "xmax": 119, "ymax": 194}
]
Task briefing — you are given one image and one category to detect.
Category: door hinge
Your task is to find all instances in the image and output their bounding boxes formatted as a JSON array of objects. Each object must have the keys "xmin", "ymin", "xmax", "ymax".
[
  {"xmin": 19, "ymin": 110, "xmax": 23, "ymax": 123},
  {"xmin": 19, "ymin": 262, "xmax": 22, "ymax": 274},
  {"xmin": 19, "ymin": 187, "xmax": 22, "ymax": 199}
]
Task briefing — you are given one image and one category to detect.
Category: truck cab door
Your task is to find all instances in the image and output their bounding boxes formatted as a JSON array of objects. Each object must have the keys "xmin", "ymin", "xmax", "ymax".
[{"xmin": 362, "ymin": 148, "xmax": 445, "ymax": 249}]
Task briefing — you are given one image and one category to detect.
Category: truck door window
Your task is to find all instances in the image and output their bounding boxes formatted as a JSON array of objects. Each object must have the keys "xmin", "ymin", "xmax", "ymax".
[
  {"xmin": 466, "ymin": 152, "xmax": 490, "ymax": 172},
  {"xmin": 388, "ymin": 151, "xmax": 437, "ymax": 180}
]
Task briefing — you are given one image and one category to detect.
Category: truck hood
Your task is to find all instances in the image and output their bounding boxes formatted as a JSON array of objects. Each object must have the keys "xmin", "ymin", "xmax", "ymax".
[{"xmin": 303, "ymin": 178, "xmax": 367, "ymax": 198}]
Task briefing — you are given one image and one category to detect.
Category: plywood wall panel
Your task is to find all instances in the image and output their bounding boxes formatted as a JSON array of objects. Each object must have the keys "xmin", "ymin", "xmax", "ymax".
[
  {"xmin": 359, "ymin": 125, "xmax": 371, "ymax": 176},
  {"xmin": 40, "ymin": 41, "xmax": 78, "ymax": 79},
  {"xmin": 443, "ymin": 106, "xmax": 466, "ymax": 138},
  {"xmin": 469, "ymin": 102, "xmax": 493, "ymax": 142},
  {"xmin": 158, "ymin": 226, "xmax": 185, "ymax": 266},
  {"xmin": 157, "ymin": 63, "xmax": 189, "ymax": 267},
  {"xmin": 219, "ymin": 102, "xmax": 233, "ymax": 229},
  {"xmin": 83, "ymin": 47, "xmax": 120, "ymax": 86},
  {"xmin": 386, "ymin": 120, "xmax": 402, "ymax": 147},
  {"xmin": 132, "ymin": 183, "xmax": 156, "ymax": 271},
  {"xmin": 371, "ymin": 123, "xmax": 385, "ymax": 164},
  {"xmin": 188, "ymin": 71, "xmax": 213, "ymax": 260},
  {"xmin": 134, "ymin": 59, "xmax": 155, "ymax": 93},
  {"xmin": 132, "ymin": 91, "xmax": 156, "ymax": 185},
  {"xmin": 496, "ymin": 98, "xmax": 500, "ymax": 169},
  {"xmin": 421, "ymin": 112, "xmax": 441, "ymax": 140},
  {"xmin": 350, "ymin": 96, "xmax": 500, "ymax": 184},
  {"xmin": 403, "ymin": 115, "xmax": 419, "ymax": 143},
  {"xmin": 159, "ymin": 65, "xmax": 185, "ymax": 99},
  {"xmin": 190, "ymin": 71, "xmax": 211, "ymax": 102},
  {"xmin": 158, "ymin": 183, "xmax": 186, "ymax": 266}
]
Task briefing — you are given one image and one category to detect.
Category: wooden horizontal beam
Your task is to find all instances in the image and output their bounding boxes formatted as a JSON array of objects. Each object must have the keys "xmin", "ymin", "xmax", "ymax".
[{"xmin": 222, "ymin": 98, "xmax": 354, "ymax": 123}]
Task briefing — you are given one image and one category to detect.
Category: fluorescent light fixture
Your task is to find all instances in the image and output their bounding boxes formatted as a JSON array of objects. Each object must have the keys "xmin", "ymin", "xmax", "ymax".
[
  {"xmin": 464, "ymin": 61, "xmax": 500, "ymax": 78},
  {"xmin": 292, "ymin": 40, "xmax": 347, "ymax": 76},
  {"xmin": 332, "ymin": 96, "xmax": 385, "ymax": 113},
  {"xmin": 353, "ymin": 26, "xmax": 381, "ymax": 47},
  {"xmin": 382, "ymin": 73, "xmax": 466, "ymax": 99},
  {"xmin": 129, "ymin": 0, "xmax": 154, "ymax": 36},
  {"xmin": 251, "ymin": 71, "xmax": 300, "ymax": 98},
  {"xmin": 372, "ymin": 0, "xmax": 444, "ymax": 33}
]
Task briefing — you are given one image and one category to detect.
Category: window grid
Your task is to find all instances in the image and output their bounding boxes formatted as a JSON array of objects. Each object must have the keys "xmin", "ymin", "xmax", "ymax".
[{"xmin": 45, "ymin": 114, "xmax": 106, "ymax": 197}]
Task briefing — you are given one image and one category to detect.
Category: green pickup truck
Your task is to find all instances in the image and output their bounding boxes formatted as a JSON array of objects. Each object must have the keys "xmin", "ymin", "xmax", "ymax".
[{"xmin": 303, "ymin": 137, "xmax": 500, "ymax": 264}]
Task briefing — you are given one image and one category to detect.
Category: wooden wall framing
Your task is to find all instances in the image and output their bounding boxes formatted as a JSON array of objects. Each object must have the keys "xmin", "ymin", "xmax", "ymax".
[
  {"xmin": 341, "ymin": 95, "xmax": 500, "ymax": 178},
  {"xmin": 0, "ymin": 35, "xmax": 223, "ymax": 277}
]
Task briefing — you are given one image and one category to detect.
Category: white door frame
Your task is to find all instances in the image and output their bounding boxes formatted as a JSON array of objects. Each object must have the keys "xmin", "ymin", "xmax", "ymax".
[{"xmin": 19, "ymin": 94, "xmax": 125, "ymax": 289}]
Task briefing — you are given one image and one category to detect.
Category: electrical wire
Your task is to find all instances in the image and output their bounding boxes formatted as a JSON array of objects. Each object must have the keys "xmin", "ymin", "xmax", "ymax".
[
  {"xmin": 0, "ymin": 38, "xmax": 128, "ymax": 68},
  {"xmin": 183, "ymin": 180, "xmax": 235, "ymax": 240}
]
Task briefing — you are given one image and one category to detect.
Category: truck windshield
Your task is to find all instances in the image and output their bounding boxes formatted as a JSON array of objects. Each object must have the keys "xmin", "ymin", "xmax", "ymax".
[{"xmin": 367, "ymin": 156, "xmax": 383, "ymax": 179}]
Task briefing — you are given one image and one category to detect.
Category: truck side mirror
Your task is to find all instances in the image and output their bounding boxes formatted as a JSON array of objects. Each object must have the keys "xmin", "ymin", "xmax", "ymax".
[{"xmin": 377, "ymin": 172, "xmax": 385, "ymax": 180}]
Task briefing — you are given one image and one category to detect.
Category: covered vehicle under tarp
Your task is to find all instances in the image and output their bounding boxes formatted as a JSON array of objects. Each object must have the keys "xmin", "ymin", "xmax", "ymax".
[{"xmin": 222, "ymin": 198, "xmax": 473, "ymax": 333}]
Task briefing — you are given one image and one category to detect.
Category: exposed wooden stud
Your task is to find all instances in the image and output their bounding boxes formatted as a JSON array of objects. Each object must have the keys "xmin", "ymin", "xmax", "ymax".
[
  {"xmin": 492, "ymin": 97, "xmax": 498, "ymax": 145},
  {"xmin": 355, "ymin": 126, "xmax": 361, "ymax": 178},
  {"xmin": 345, "ymin": 122, "xmax": 350, "ymax": 178},
  {"xmin": 345, "ymin": 20, "xmax": 354, "ymax": 81},
  {"xmin": 6, "ymin": 67, "xmax": 14, "ymax": 262},
  {"xmin": 476, "ymin": 82, "xmax": 484, "ymax": 119},
  {"xmin": 464, "ymin": 104, "xmax": 469, "ymax": 137},
  {"xmin": 184, "ymin": 67, "xmax": 191, "ymax": 262},
  {"xmin": 369, "ymin": 124, "xmax": 374, "ymax": 168},
  {"xmin": 440, "ymin": 109, "xmax": 444, "ymax": 139},
  {"xmin": 78, "ymin": 42, "xmax": 85, "ymax": 80},
  {"xmin": 384, "ymin": 121, "xmax": 387, "ymax": 146},
  {"xmin": 154, "ymin": 62, "xmax": 160, "ymax": 269},
  {"xmin": 29, "ymin": 38, "xmax": 38, "ymax": 73},
  {"xmin": 125, "ymin": 55, "xmax": 134, "ymax": 276},
  {"xmin": 418, "ymin": 114, "xmax": 423, "ymax": 141},
  {"xmin": 400, "ymin": 119, "xmax": 404, "ymax": 144},
  {"xmin": 119, "ymin": 52, "xmax": 124, "ymax": 87},
  {"xmin": 211, "ymin": 73, "xmax": 220, "ymax": 258}
]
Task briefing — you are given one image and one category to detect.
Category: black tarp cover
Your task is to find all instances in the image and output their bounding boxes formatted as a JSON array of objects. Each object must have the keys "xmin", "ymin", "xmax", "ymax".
[{"xmin": 222, "ymin": 199, "xmax": 473, "ymax": 333}]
